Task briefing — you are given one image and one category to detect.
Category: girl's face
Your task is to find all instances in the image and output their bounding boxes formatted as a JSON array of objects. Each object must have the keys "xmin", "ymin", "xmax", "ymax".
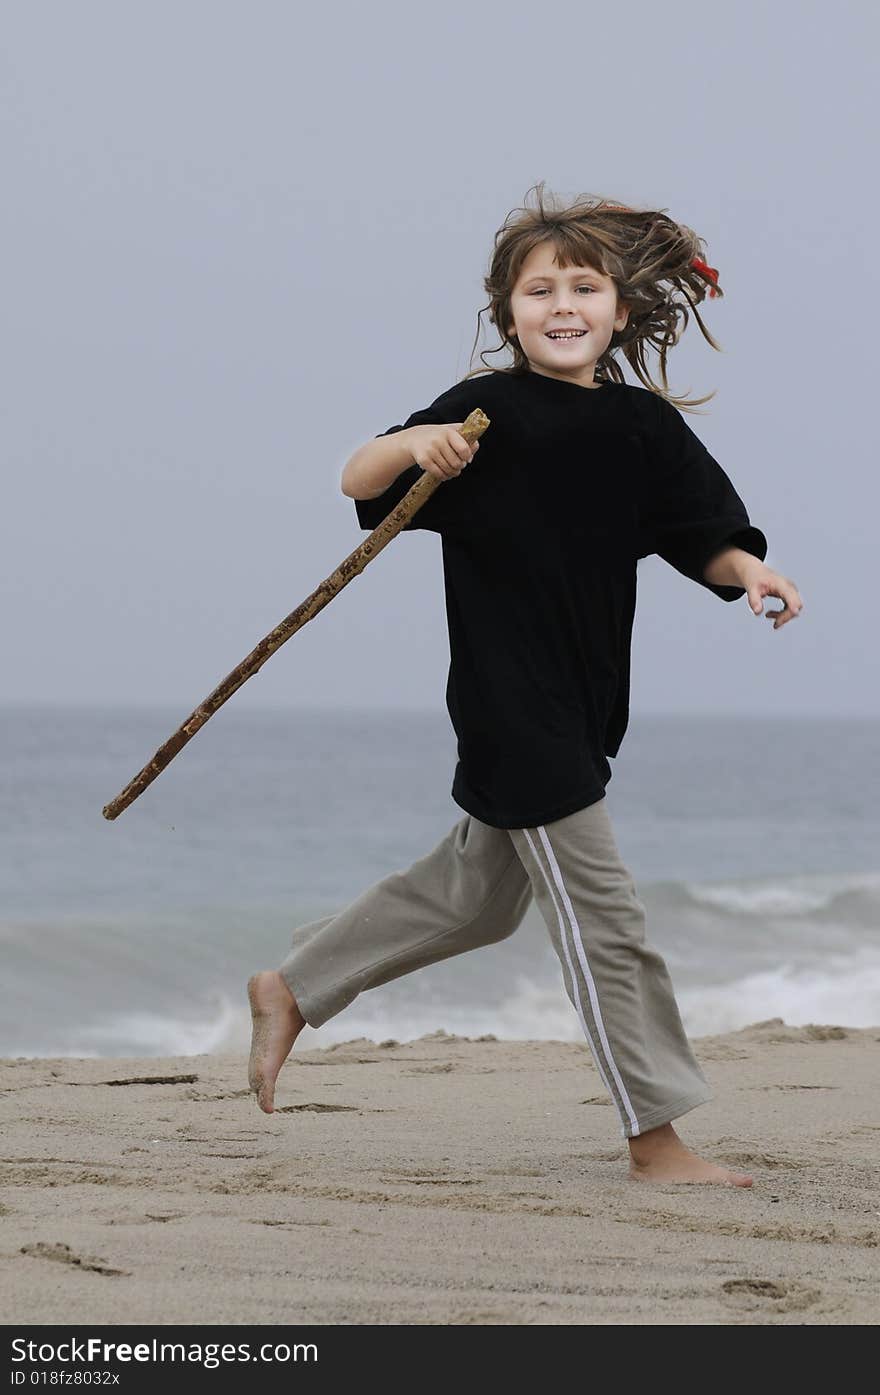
[{"xmin": 507, "ymin": 242, "xmax": 629, "ymax": 388}]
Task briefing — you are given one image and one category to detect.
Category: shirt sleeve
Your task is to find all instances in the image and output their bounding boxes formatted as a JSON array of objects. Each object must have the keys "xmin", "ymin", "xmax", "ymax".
[
  {"xmin": 353, "ymin": 379, "xmax": 481, "ymax": 537},
  {"xmin": 637, "ymin": 393, "xmax": 769, "ymax": 602}
]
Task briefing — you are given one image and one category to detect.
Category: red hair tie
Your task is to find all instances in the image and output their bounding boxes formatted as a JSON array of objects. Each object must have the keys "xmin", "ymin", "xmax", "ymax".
[{"xmin": 690, "ymin": 255, "xmax": 721, "ymax": 298}]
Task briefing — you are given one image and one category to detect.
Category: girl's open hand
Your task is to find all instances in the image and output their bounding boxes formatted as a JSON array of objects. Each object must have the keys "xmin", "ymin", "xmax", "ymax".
[{"xmin": 743, "ymin": 564, "xmax": 804, "ymax": 629}]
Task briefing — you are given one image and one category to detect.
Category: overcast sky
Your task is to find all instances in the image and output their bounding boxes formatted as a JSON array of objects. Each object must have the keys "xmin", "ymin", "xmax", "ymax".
[{"xmin": 3, "ymin": 0, "xmax": 876, "ymax": 718}]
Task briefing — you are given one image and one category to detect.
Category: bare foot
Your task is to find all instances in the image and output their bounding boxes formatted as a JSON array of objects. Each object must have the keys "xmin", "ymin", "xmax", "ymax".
[
  {"xmin": 247, "ymin": 971, "xmax": 306, "ymax": 1113},
  {"xmin": 627, "ymin": 1123, "xmax": 753, "ymax": 1187}
]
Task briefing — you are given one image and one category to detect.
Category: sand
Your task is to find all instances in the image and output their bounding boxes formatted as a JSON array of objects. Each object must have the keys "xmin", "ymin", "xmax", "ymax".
[{"xmin": 1, "ymin": 1018, "xmax": 878, "ymax": 1326}]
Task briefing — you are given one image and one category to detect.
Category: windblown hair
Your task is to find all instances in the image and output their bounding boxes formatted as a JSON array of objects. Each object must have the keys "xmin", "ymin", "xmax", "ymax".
[{"xmin": 463, "ymin": 181, "xmax": 725, "ymax": 413}]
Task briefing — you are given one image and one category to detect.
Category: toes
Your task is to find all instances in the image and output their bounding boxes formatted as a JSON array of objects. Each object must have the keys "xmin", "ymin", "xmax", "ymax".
[{"xmin": 249, "ymin": 1066, "xmax": 273, "ymax": 1113}]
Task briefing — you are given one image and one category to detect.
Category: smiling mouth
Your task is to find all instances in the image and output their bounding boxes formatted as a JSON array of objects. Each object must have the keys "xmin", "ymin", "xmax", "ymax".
[{"xmin": 545, "ymin": 331, "xmax": 588, "ymax": 341}]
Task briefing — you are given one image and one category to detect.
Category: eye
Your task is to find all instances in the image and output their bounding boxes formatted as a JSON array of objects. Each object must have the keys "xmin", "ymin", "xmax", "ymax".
[{"xmin": 529, "ymin": 286, "xmax": 596, "ymax": 295}]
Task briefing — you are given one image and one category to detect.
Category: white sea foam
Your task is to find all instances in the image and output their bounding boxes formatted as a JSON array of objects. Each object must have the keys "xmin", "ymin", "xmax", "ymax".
[
  {"xmin": 71, "ymin": 995, "xmax": 244, "ymax": 1057},
  {"xmin": 10, "ymin": 951, "xmax": 878, "ymax": 1061},
  {"xmin": 5, "ymin": 995, "xmax": 243, "ymax": 1061},
  {"xmin": 676, "ymin": 945, "xmax": 880, "ymax": 1037}
]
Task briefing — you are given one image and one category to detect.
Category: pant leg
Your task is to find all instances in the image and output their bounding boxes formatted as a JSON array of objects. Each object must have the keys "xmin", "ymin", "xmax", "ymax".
[
  {"xmin": 507, "ymin": 796, "xmax": 712, "ymax": 1140},
  {"xmin": 279, "ymin": 814, "xmax": 533, "ymax": 1028}
]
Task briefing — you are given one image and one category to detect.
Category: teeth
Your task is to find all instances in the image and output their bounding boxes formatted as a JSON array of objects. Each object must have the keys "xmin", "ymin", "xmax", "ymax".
[{"xmin": 547, "ymin": 331, "xmax": 586, "ymax": 339}]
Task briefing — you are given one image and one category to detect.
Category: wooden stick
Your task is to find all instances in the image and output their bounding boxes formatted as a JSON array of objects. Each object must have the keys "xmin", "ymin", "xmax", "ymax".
[{"xmin": 102, "ymin": 408, "xmax": 490, "ymax": 820}]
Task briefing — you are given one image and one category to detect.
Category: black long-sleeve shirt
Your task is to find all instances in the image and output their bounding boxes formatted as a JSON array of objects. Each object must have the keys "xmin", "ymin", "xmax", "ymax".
[{"xmin": 355, "ymin": 368, "xmax": 768, "ymax": 829}]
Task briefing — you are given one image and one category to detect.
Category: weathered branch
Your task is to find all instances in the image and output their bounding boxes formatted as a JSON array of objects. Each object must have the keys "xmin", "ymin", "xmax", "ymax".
[{"xmin": 102, "ymin": 408, "xmax": 490, "ymax": 820}]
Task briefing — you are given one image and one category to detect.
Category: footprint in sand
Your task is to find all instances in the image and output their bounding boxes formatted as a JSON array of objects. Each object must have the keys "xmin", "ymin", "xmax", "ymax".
[
  {"xmin": 275, "ymin": 1102, "xmax": 361, "ymax": 1113},
  {"xmin": 721, "ymin": 1277, "xmax": 821, "ymax": 1312},
  {"xmin": 100, "ymin": 1074, "xmax": 199, "ymax": 1087},
  {"xmin": 20, "ymin": 1241, "xmax": 129, "ymax": 1277}
]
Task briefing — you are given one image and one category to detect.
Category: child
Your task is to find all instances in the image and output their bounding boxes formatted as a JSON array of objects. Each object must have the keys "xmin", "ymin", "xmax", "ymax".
[{"xmin": 248, "ymin": 184, "xmax": 803, "ymax": 1186}]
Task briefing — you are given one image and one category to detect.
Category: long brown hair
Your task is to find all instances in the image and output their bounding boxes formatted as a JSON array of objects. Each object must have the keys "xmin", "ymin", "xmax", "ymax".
[{"xmin": 463, "ymin": 181, "xmax": 725, "ymax": 413}]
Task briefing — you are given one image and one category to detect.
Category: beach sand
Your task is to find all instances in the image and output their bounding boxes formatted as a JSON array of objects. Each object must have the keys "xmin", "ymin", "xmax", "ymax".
[{"xmin": 1, "ymin": 1019, "xmax": 878, "ymax": 1326}]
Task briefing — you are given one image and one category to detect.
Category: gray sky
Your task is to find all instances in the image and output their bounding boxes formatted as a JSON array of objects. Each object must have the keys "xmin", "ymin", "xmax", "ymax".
[{"xmin": 4, "ymin": 0, "xmax": 876, "ymax": 717}]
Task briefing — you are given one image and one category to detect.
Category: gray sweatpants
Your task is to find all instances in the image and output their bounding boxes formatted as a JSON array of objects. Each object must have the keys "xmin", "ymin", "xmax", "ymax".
[{"xmin": 279, "ymin": 796, "xmax": 712, "ymax": 1139}]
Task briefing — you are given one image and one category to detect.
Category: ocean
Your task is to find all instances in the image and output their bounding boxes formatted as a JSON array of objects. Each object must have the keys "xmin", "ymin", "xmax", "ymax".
[{"xmin": 2, "ymin": 703, "xmax": 878, "ymax": 1059}]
